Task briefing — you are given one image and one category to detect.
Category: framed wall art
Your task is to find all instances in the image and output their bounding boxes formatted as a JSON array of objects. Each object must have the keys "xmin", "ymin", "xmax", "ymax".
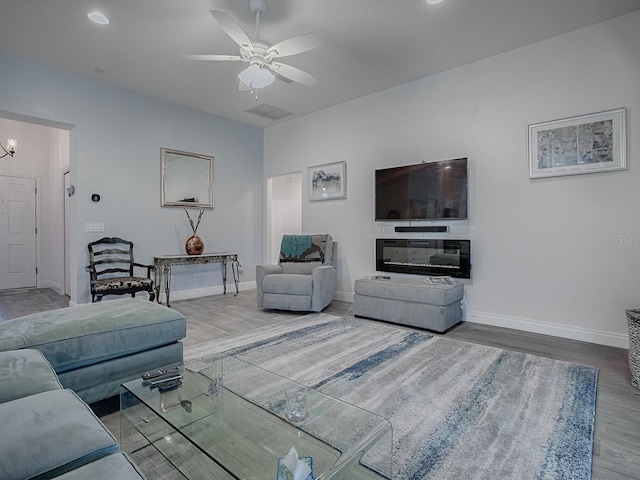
[
  {"xmin": 308, "ymin": 161, "xmax": 347, "ymax": 201},
  {"xmin": 528, "ymin": 108, "xmax": 626, "ymax": 179}
]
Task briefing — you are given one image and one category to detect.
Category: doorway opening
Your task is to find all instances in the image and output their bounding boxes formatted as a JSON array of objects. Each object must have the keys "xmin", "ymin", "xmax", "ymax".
[
  {"xmin": 0, "ymin": 112, "xmax": 73, "ymax": 300},
  {"xmin": 266, "ymin": 172, "xmax": 302, "ymax": 263}
]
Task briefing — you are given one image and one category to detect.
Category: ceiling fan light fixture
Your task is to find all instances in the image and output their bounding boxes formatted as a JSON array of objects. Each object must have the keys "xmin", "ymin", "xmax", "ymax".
[
  {"xmin": 238, "ymin": 64, "xmax": 275, "ymax": 89},
  {"xmin": 87, "ymin": 11, "xmax": 110, "ymax": 25},
  {"xmin": 425, "ymin": 0, "xmax": 446, "ymax": 5}
]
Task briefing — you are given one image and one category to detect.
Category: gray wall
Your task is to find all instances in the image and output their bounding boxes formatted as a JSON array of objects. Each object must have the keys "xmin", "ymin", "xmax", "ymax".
[
  {"xmin": 0, "ymin": 56, "xmax": 263, "ymax": 304},
  {"xmin": 264, "ymin": 11, "xmax": 640, "ymax": 348}
]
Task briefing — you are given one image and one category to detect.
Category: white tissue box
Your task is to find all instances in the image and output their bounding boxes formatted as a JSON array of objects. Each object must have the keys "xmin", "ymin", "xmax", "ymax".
[{"xmin": 276, "ymin": 456, "xmax": 313, "ymax": 480}]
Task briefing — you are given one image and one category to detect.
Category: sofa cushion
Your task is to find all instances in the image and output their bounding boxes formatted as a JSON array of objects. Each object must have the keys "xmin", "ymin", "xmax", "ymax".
[
  {"xmin": 0, "ymin": 298, "xmax": 186, "ymax": 373},
  {"xmin": 0, "ymin": 389, "xmax": 119, "ymax": 480},
  {"xmin": 50, "ymin": 453, "xmax": 145, "ymax": 480},
  {"xmin": 262, "ymin": 273, "xmax": 313, "ymax": 295},
  {"xmin": 0, "ymin": 349, "xmax": 62, "ymax": 403}
]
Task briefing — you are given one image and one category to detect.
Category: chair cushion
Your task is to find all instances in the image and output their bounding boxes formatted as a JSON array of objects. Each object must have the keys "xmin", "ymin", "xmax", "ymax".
[
  {"xmin": 0, "ymin": 298, "xmax": 186, "ymax": 373},
  {"xmin": 0, "ymin": 349, "xmax": 63, "ymax": 403},
  {"xmin": 92, "ymin": 276, "xmax": 153, "ymax": 293},
  {"xmin": 0, "ymin": 389, "xmax": 119, "ymax": 480},
  {"xmin": 281, "ymin": 261, "xmax": 323, "ymax": 275},
  {"xmin": 263, "ymin": 273, "xmax": 313, "ymax": 295},
  {"xmin": 279, "ymin": 234, "xmax": 330, "ymax": 263}
]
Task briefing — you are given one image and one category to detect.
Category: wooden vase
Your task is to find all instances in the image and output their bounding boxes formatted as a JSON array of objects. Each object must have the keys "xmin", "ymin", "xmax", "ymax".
[{"xmin": 185, "ymin": 234, "xmax": 204, "ymax": 255}]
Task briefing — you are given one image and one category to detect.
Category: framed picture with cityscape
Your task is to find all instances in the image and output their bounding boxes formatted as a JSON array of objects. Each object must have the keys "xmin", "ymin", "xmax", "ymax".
[
  {"xmin": 528, "ymin": 108, "xmax": 626, "ymax": 179},
  {"xmin": 308, "ymin": 161, "xmax": 347, "ymax": 201}
]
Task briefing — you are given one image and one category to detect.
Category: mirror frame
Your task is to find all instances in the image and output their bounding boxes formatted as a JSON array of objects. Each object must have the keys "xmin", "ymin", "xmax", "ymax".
[{"xmin": 161, "ymin": 147, "xmax": 214, "ymax": 208}]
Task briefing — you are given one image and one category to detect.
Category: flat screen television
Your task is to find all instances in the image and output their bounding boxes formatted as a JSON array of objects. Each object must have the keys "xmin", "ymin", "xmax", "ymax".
[{"xmin": 375, "ymin": 158, "xmax": 468, "ymax": 221}]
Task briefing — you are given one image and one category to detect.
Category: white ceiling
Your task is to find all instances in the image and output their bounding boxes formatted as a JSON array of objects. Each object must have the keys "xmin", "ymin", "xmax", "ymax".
[{"xmin": 1, "ymin": 0, "xmax": 639, "ymax": 128}]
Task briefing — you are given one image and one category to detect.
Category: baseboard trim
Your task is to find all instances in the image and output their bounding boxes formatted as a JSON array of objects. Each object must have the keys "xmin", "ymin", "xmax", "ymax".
[
  {"xmin": 43, "ymin": 280, "xmax": 64, "ymax": 295},
  {"xmin": 159, "ymin": 281, "xmax": 256, "ymax": 303},
  {"xmin": 465, "ymin": 310, "xmax": 629, "ymax": 349}
]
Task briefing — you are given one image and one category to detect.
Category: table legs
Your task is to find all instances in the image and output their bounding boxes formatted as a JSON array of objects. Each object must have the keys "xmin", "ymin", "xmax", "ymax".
[
  {"xmin": 221, "ymin": 260, "xmax": 239, "ymax": 295},
  {"xmin": 154, "ymin": 257, "xmax": 239, "ymax": 306},
  {"xmin": 154, "ymin": 265, "xmax": 173, "ymax": 307},
  {"xmin": 231, "ymin": 260, "xmax": 240, "ymax": 296}
]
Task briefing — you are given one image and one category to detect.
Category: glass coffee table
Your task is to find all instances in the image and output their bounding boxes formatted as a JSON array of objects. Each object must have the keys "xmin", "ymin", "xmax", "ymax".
[{"xmin": 120, "ymin": 355, "xmax": 392, "ymax": 479}]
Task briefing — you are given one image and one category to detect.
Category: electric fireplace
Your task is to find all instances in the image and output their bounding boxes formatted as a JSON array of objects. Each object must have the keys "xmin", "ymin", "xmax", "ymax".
[{"xmin": 376, "ymin": 238, "xmax": 471, "ymax": 278}]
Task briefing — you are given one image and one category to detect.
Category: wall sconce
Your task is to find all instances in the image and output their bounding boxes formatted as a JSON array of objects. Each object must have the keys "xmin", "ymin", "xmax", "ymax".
[{"xmin": 1, "ymin": 138, "xmax": 17, "ymax": 159}]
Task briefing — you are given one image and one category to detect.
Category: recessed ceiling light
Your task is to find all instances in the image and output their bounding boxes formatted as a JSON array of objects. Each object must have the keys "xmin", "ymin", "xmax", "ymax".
[
  {"xmin": 87, "ymin": 11, "xmax": 110, "ymax": 25},
  {"xmin": 425, "ymin": 0, "xmax": 446, "ymax": 5}
]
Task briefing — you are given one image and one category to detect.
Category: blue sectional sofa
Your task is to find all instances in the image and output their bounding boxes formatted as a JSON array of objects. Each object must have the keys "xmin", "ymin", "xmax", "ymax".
[
  {"xmin": 0, "ymin": 349, "xmax": 145, "ymax": 479},
  {"xmin": 0, "ymin": 298, "xmax": 187, "ymax": 404}
]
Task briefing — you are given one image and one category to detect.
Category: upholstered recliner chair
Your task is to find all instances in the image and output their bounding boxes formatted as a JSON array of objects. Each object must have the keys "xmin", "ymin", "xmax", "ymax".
[{"xmin": 256, "ymin": 234, "xmax": 338, "ymax": 312}]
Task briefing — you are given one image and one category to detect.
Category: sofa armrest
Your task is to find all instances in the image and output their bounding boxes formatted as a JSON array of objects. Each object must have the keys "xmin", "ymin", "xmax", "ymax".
[
  {"xmin": 311, "ymin": 265, "xmax": 337, "ymax": 312},
  {"xmin": 256, "ymin": 264, "xmax": 283, "ymax": 307}
]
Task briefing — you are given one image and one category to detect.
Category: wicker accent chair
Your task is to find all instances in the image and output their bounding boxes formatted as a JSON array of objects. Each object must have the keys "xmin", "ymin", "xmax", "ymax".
[
  {"xmin": 87, "ymin": 237, "xmax": 155, "ymax": 303},
  {"xmin": 256, "ymin": 234, "xmax": 337, "ymax": 312}
]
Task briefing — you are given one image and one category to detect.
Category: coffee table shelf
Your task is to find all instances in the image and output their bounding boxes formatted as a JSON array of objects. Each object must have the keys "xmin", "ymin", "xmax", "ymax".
[{"xmin": 121, "ymin": 355, "xmax": 392, "ymax": 480}]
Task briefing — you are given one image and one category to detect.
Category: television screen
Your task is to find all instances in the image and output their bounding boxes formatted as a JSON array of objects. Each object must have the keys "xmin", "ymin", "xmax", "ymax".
[{"xmin": 375, "ymin": 158, "xmax": 468, "ymax": 221}]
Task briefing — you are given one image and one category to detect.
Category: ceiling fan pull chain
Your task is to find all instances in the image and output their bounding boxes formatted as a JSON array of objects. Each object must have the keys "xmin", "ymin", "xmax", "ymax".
[{"xmin": 249, "ymin": 83, "xmax": 259, "ymax": 101}]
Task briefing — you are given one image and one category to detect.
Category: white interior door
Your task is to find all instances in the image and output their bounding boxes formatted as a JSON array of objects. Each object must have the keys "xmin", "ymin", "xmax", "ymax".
[
  {"xmin": 0, "ymin": 175, "xmax": 37, "ymax": 289},
  {"xmin": 267, "ymin": 173, "xmax": 302, "ymax": 263}
]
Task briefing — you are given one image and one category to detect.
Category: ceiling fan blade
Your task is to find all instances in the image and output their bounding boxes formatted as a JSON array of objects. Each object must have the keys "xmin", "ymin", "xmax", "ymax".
[
  {"xmin": 238, "ymin": 80, "xmax": 250, "ymax": 91},
  {"xmin": 267, "ymin": 33, "xmax": 323, "ymax": 58},
  {"xmin": 210, "ymin": 10, "xmax": 253, "ymax": 49},
  {"xmin": 269, "ymin": 62, "xmax": 318, "ymax": 86},
  {"xmin": 181, "ymin": 54, "xmax": 242, "ymax": 61}
]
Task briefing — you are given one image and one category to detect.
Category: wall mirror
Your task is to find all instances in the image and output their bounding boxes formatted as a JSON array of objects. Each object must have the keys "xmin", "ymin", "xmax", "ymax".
[{"xmin": 161, "ymin": 148, "xmax": 214, "ymax": 208}]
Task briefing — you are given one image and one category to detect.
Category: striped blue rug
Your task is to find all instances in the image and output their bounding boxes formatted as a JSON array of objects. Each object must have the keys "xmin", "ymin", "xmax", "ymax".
[{"xmin": 185, "ymin": 313, "xmax": 598, "ymax": 479}]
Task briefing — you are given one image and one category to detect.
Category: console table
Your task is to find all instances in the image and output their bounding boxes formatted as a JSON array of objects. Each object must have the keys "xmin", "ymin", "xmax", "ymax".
[{"xmin": 153, "ymin": 253, "xmax": 239, "ymax": 307}]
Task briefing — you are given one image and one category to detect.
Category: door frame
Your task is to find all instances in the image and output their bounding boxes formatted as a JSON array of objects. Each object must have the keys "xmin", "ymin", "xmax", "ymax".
[
  {"xmin": 63, "ymin": 169, "xmax": 71, "ymax": 296},
  {"xmin": 0, "ymin": 173, "xmax": 41, "ymax": 289}
]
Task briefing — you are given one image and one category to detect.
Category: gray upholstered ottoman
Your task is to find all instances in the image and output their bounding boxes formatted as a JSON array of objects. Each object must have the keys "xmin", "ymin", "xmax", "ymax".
[
  {"xmin": 0, "ymin": 298, "xmax": 186, "ymax": 403},
  {"xmin": 353, "ymin": 277, "xmax": 464, "ymax": 332}
]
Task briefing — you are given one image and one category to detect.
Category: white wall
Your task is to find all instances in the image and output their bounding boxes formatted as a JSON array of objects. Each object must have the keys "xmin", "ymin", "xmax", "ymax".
[
  {"xmin": 264, "ymin": 11, "xmax": 640, "ymax": 348},
  {"xmin": 0, "ymin": 56, "xmax": 264, "ymax": 304}
]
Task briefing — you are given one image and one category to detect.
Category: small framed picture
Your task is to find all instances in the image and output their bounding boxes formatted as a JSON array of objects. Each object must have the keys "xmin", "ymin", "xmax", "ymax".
[
  {"xmin": 308, "ymin": 161, "xmax": 347, "ymax": 201},
  {"xmin": 528, "ymin": 108, "xmax": 626, "ymax": 179}
]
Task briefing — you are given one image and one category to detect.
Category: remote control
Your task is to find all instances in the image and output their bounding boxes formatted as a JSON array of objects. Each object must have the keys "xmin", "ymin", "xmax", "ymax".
[
  {"xmin": 148, "ymin": 372, "xmax": 183, "ymax": 386},
  {"xmin": 141, "ymin": 366, "xmax": 180, "ymax": 380},
  {"xmin": 157, "ymin": 379, "xmax": 182, "ymax": 392}
]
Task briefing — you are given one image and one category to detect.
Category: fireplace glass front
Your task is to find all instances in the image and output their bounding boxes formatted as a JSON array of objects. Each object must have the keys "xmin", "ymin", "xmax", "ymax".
[{"xmin": 376, "ymin": 238, "xmax": 471, "ymax": 278}]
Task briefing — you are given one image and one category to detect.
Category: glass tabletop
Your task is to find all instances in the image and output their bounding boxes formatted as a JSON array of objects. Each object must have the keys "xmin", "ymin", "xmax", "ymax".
[{"xmin": 120, "ymin": 355, "xmax": 392, "ymax": 480}]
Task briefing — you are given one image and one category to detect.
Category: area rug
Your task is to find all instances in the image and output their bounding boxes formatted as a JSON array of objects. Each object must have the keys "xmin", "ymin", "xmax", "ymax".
[{"xmin": 184, "ymin": 313, "xmax": 598, "ymax": 480}]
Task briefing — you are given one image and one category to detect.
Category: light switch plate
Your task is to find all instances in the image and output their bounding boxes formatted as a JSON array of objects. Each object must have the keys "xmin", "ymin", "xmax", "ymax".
[{"xmin": 85, "ymin": 222, "xmax": 105, "ymax": 233}]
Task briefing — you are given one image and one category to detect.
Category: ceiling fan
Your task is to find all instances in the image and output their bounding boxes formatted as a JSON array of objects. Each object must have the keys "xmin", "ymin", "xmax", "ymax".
[{"xmin": 182, "ymin": 0, "xmax": 323, "ymax": 92}]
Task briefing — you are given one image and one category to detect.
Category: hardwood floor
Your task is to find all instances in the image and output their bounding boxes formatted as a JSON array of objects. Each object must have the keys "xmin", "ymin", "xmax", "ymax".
[
  {"xmin": 2, "ymin": 288, "xmax": 639, "ymax": 479},
  {"xmin": 0, "ymin": 287, "xmax": 69, "ymax": 321}
]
